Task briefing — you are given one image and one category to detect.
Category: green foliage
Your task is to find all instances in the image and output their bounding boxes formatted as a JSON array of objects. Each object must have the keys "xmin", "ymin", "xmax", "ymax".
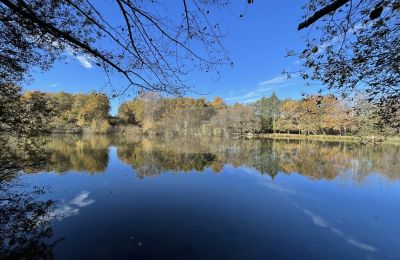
[{"xmin": 254, "ymin": 91, "xmax": 280, "ymax": 132}]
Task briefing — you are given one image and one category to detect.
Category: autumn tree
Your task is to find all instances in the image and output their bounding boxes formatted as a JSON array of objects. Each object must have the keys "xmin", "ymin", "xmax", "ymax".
[
  {"xmin": 117, "ymin": 102, "xmax": 137, "ymax": 125},
  {"xmin": 0, "ymin": 84, "xmax": 55, "ymax": 137},
  {"xmin": 275, "ymin": 99, "xmax": 301, "ymax": 134},
  {"xmin": 0, "ymin": 84, "xmax": 54, "ymax": 179},
  {"xmin": 210, "ymin": 97, "xmax": 227, "ymax": 110},
  {"xmin": 318, "ymin": 95, "xmax": 354, "ymax": 135},
  {"xmin": 44, "ymin": 91, "xmax": 112, "ymax": 133},
  {"xmin": 228, "ymin": 103, "xmax": 259, "ymax": 135},
  {"xmin": 294, "ymin": 0, "xmax": 400, "ymax": 134}
]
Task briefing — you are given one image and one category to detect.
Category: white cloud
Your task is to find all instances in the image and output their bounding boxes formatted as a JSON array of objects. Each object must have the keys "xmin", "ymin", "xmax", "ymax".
[
  {"xmin": 65, "ymin": 46, "xmax": 94, "ymax": 69},
  {"xmin": 259, "ymin": 75, "xmax": 287, "ymax": 86},
  {"xmin": 225, "ymin": 74, "xmax": 298, "ymax": 103},
  {"xmin": 75, "ymin": 55, "xmax": 93, "ymax": 69}
]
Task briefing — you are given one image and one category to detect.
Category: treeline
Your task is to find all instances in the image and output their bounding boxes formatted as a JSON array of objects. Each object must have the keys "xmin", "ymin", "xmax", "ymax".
[
  {"xmin": 1, "ymin": 84, "xmax": 395, "ymax": 136},
  {"xmin": 1, "ymin": 84, "xmax": 110, "ymax": 134},
  {"xmin": 117, "ymin": 92, "xmax": 381, "ymax": 136}
]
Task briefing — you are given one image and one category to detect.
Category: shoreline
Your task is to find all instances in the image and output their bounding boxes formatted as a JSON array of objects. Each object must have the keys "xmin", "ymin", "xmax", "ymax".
[
  {"xmin": 4, "ymin": 131, "xmax": 400, "ymax": 144},
  {"xmin": 254, "ymin": 133, "xmax": 400, "ymax": 144}
]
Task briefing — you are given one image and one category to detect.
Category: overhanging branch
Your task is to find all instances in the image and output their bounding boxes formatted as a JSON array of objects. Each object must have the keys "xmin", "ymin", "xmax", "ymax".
[{"xmin": 298, "ymin": 0, "xmax": 350, "ymax": 30}]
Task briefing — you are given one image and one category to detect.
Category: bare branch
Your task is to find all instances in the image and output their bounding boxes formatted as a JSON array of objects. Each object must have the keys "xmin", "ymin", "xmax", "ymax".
[{"xmin": 183, "ymin": 0, "xmax": 191, "ymax": 37}]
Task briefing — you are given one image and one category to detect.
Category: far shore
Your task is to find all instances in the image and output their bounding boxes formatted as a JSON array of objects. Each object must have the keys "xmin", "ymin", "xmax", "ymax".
[{"xmin": 253, "ymin": 133, "xmax": 400, "ymax": 144}]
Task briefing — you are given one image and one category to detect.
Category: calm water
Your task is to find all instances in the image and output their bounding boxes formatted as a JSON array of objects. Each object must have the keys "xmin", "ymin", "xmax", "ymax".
[{"xmin": 2, "ymin": 135, "xmax": 400, "ymax": 259}]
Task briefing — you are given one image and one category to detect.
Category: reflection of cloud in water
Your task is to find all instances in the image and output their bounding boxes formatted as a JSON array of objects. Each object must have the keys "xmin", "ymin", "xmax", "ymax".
[
  {"xmin": 258, "ymin": 179, "xmax": 296, "ymax": 195},
  {"xmin": 301, "ymin": 208, "xmax": 377, "ymax": 253},
  {"xmin": 347, "ymin": 238, "xmax": 377, "ymax": 252},
  {"xmin": 51, "ymin": 205, "xmax": 79, "ymax": 220},
  {"xmin": 50, "ymin": 191, "xmax": 95, "ymax": 221},
  {"xmin": 303, "ymin": 209, "xmax": 329, "ymax": 228},
  {"xmin": 265, "ymin": 182, "xmax": 378, "ymax": 253},
  {"xmin": 71, "ymin": 191, "xmax": 95, "ymax": 207}
]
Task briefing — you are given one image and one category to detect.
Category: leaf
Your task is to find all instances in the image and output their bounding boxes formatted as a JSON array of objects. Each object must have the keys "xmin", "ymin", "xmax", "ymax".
[
  {"xmin": 311, "ymin": 46, "xmax": 318, "ymax": 53},
  {"xmin": 369, "ymin": 6, "xmax": 383, "ymax": 20}
]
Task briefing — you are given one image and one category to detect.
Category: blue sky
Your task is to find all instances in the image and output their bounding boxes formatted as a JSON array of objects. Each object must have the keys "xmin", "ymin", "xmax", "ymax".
[{"xmin": 24, "ymin": 1, "xmax": 319, "ymax": 114}]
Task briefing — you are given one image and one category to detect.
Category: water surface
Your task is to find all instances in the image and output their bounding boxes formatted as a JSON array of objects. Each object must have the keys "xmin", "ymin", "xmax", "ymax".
[{"xmin": 2, "ymin": 135, "xmax": 400, "ymax": 259}]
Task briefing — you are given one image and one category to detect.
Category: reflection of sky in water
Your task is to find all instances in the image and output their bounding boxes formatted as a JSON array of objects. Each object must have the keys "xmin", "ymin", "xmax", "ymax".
[
  {"xmin": 12, "ymin": 137, "xmax": 400, "ymax": 259},
  {"xmin": 302, "ymin": 208, "xmax": 377, "ymax": 252},
  {"xmin": 257, "ymin": 174, "xmax": 379, "ymax": 254}
]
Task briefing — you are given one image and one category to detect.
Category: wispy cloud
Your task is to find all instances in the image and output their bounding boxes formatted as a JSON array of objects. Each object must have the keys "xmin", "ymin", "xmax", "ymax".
[
  {"xmin": 314, "ymin": 22, "xmax": 369, "ymax": 56},
  {"xmin": 258, "ymin": 75, "xmax": 288, "ymax": 86},
  {"xmin": 64, "ymin": 45, "xmax": 94, "ymax": 69},
  {"xmin": 48, "ymin": 83, "xmax": 60, "ymax": 87},
  {"xmin": 226, "ymin": 74, "xmax": 298, "ymax": 103},
  {"xmin": 346, "ymin": 238, "xmax": 377, "ymax": 252},
  {"xmin": 75, "ymin": 55, "xmax": 94, "ymax": 68}
]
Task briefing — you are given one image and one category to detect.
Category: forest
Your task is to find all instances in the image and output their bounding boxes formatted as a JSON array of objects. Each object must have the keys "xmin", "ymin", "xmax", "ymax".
[{"xmin": 1, "ymin": 84, "xmax": 395, "ymax": 137}]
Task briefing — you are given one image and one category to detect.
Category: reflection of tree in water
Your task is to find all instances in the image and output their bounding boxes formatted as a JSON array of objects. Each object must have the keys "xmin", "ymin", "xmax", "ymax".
[
  {"xmin": 0, "ymin": 184, "xmax": 59, "ymax": 259},
  {"xmin": 265, "ymin": 140, "xmax": 400, "ymax": 182},
  {"xmin": 0, "ymin": 136, "xmax": 50, "ymax": 181},
  {"xmin": 11, "ymin": 135, "xmax": 400, "ymax": 182},
  {"xmin": 20, "ymin": 135, "xmax": 111, "ymax": 174},
  {"xmin": 116, "ymin": 137, "xmax": 400, "ymax": 182},
  {"xmin": 117, "ymin": 138, "xmax": 217, "ymax": 178},
  {"xmin": 46, "ymin": 135, "xmax": 110, "ymax": 174},
  {"xmin": 0, "ymin": 137, "xmax": 60, "ymax": 259},
  {"xmin": 253, "ymin": 140, "xmax": 281, "ymax": 178}
]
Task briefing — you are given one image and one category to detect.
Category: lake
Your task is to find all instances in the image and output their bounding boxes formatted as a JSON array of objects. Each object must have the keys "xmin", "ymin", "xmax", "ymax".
[{"xmin": 2, "ymin": 135, "xmax": 400, "ymax": 259}]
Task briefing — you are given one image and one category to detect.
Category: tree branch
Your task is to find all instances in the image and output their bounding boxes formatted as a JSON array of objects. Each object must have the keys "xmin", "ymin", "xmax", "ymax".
[
  {"xmin": 1, "ymin": 0, "xmax": 154, "ymax": 90},
  {"xmin": 183, "ymin": 0, "xmax": 191, "ymax": 37},
  {"xmin": 115, "ymin": 0, "xmax": 143, "ymax": 60},
  {"xmin": 298, "ymin": 0, "xmax": 350, "ymax": 30}
]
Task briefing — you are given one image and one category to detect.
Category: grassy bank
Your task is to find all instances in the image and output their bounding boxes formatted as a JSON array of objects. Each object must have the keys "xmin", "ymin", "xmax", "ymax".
[{"xmin": 257, "ymin": 133, "xmax": 400, "ymax": 144}]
